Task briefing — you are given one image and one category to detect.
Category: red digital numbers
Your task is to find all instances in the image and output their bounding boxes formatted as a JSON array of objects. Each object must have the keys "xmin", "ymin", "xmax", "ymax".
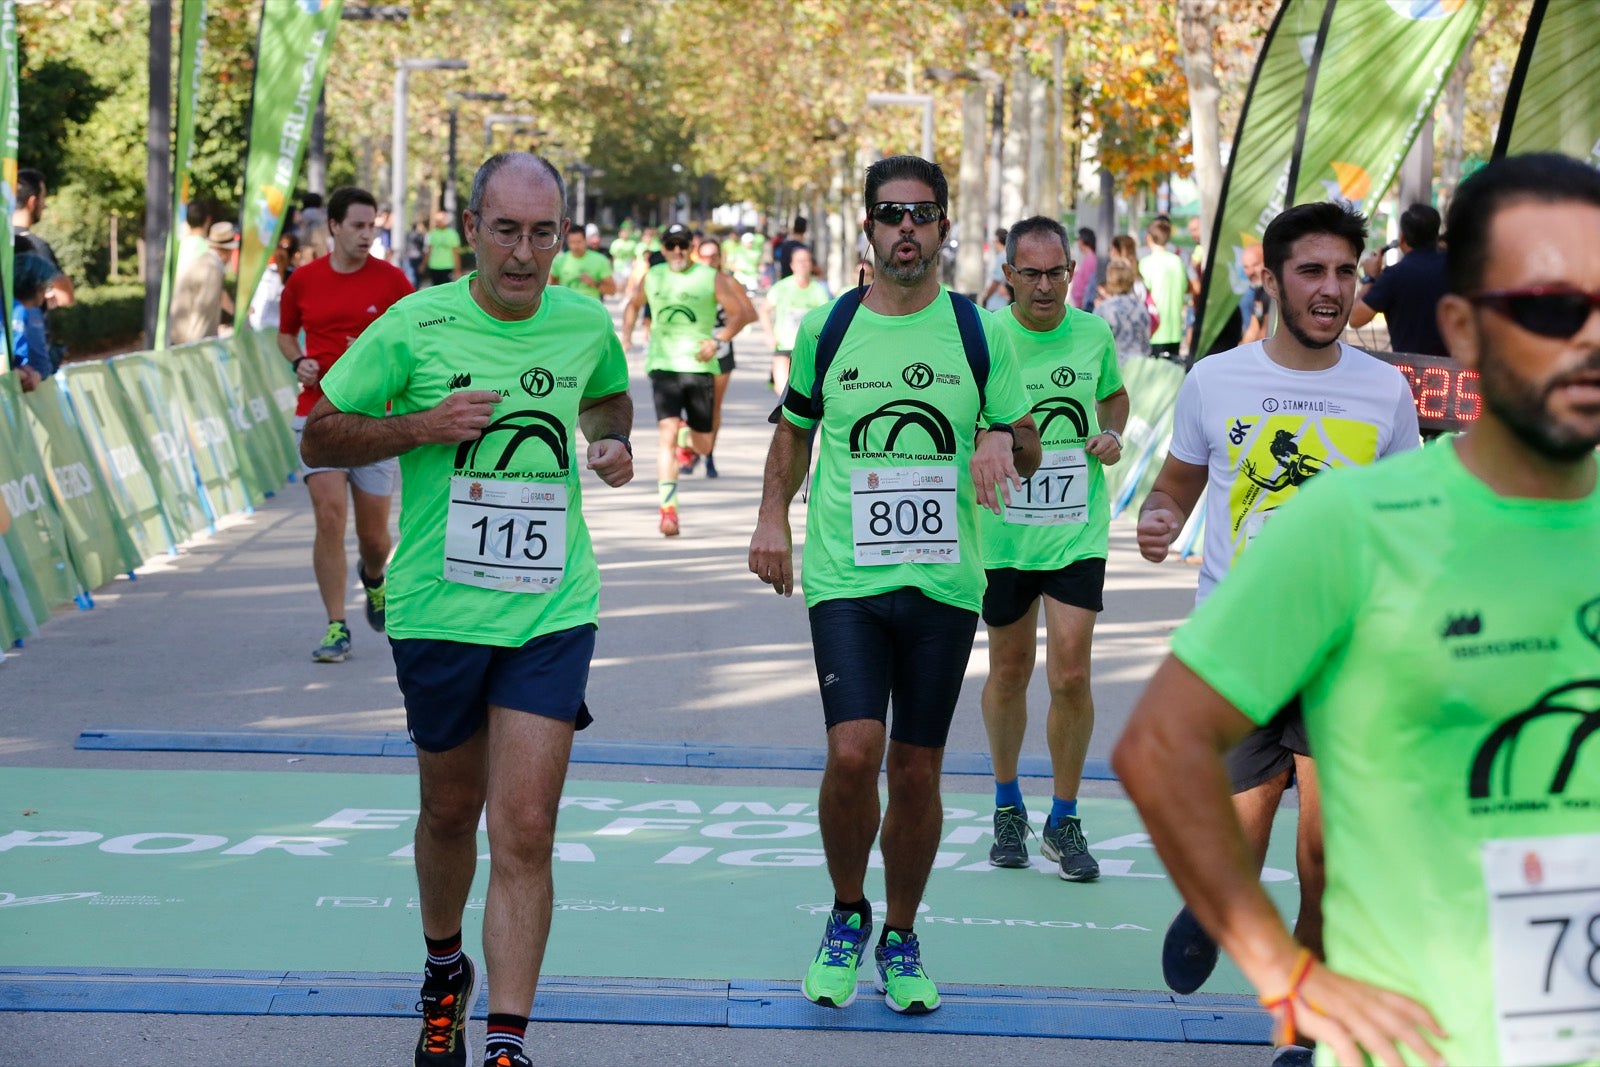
[
  {"xmin": 1455, "ymin": 369, "xmax": 1482, "ymax": 422},
  {"xmin": 1418, "ymin": 367, "xmax": 1451, "ymax": 420}
]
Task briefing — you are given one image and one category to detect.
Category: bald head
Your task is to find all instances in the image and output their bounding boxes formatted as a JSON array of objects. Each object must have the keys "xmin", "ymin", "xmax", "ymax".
[{"xmin": 467, "ymin": 152, "xmax": 566, "ymax": 219}]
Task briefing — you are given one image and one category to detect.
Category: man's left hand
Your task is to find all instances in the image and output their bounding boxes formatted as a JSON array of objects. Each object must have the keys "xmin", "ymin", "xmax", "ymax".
[
  {"xmin": 586, "ymin": 438, "xmax": 633, "ymax": 488},
  {"xmin": 696, "ymin": 338, "xmax": 718, "ymax": 362},
  {"xmin": 971, "ymin": 429, "xmax": 1022, "ymax": 514},
  {"xmin": 1086, "ymin": 432, "xmax": 1123, "ymax": 466}
]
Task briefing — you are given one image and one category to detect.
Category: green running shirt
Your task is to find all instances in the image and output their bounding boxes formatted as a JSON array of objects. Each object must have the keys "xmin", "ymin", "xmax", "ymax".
[
  {"xmin": 1171, "ymin": 442, "xmax": 1600, "ymax": 1067},
  {"xmin": 319, "ymin": 276, "xmax": 629, "ymax": 646},
  {"xmin": 550, "ymin": 249, "xmax": 613, "ymax": 301},
  {"xmin": 767, "ymin": 275, "xmax": 832, "ymax": 351},
  {"xmin": 978, "ymin": 306, "xmax": 1124, "ymax": 570},
  {"xmin": 783, "ymin": 288, "xmax": 1031, "ymax": 614},
  {"xmin": 644, "ymin": 262, "xmax": 718, "ymax": 374}
]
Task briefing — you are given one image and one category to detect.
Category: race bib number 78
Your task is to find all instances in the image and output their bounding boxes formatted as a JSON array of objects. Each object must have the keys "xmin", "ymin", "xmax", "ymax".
[{"xmin": 1482, "ymin": 833, "xmax": 1600, "ymax": 1066}]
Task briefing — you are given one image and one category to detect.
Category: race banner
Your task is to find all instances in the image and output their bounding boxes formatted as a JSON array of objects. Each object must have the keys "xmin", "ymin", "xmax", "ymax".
[
  {"xmin": 0, "ymin": 0, "xmax": 19, "ymax": 362},
  {"xmin": 62, "ymin": 362, "xmax": 175, "ymax": 559},
  {"xmin": 169, "ymin": 343, "xmax": 257, "ymax": 518},
  {"xmin": 1195, "ymin": 0, "xmax": 1484, "ymax": 359},
  {"xmin": 155, "ymin": 0, "xmax": 209, "ymax": 350},
  {"xmin": 1287, "ymin": 0, "xmax": 1483, "ymax": 214},
  {"xmin": 1494, "ymin": 0, "xmax": 1600, "ymax": 166},
  {"xmin": 232, "ymin": 0, "xmax": 343, "ymax": 328},
  {"xmin": 201, "ymin": 338, "xmax": 287, "ymax": 501},
  {"xmin": 0, "ymin": 371, "xmax": 82, "ymax": 626},
  {"xmin": 21, "ymin": 378, "xmax": 143, "ymax": 591},
  {"xmin": 109, "ymin": 352, "xmax": 206, "ymax": 541}
]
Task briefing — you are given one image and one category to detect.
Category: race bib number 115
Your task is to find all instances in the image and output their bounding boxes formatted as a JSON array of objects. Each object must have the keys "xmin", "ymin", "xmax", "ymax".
[
  {"xmin": 1482, "ymin": 833, "xmax": 1600, "ymax": 1067},
  {"xmin": 444, "ymin": 477, "xmax": 568, "ymax": 593},
  {"xmin": 850, "ymin": 466, "xmax": 959, "ymax": 566}
]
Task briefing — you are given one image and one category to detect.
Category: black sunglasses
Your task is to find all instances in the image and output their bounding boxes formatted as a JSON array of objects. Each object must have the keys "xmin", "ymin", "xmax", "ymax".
[
  {"xmin": 1468, "ymin": 286, "xmax": 1600, "ymax": 339},
  {"xmin": 662, "ymin": 239, "xmax": 691, "ymax": 251},
  {"xmin": 869, "ymin": 201, "xmax": 944, "ymax": 227}
]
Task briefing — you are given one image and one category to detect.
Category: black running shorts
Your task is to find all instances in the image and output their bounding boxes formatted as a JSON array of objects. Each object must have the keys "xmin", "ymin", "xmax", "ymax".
[
  {"xmin": 981, "ymin": 557, "xmax": 1107, "ymax": 627},
  {"xmin": 649, "ymin": 369, "xmax": 715, "ymax": 432},
  {"xmin": 1222, "ymin": 697, "xmax": 1309, "ymax": 793}
]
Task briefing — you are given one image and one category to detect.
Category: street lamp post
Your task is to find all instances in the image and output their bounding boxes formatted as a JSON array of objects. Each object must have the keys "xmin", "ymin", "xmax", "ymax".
[
  {"xmin": 482, "ymin": 113, "xmax": 541, "ymax": 154},
  {"xmin": 447, "ymin": 91, "xmax": 507, "ymax": 231},
  {"xmin": 865, "ymin": 92, "xmax": 935, "ymax": 161},
  {"xmin": 392, "ymin": 57, "xmax": 467, "ymax": 238}
]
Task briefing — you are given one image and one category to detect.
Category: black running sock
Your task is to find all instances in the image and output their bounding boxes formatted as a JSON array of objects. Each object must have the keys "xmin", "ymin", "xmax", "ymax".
[
  {"xmin": 423, "ymin": 930, "xmax": 464, "ymax": 986},
  {"xmin": 833, "ymin": 897, "xmax": 871, "ymax": 927},
  {"xmin": 484, "ymin": 1013, "xmax": 527, "ymax": 1058},
  {"xmin": 879, "ymin": 925, "xmax": 914, "ymax": 948},
  {"xmin": 358, "ymin": 564, "xmax": 384, "ymax": 588}
]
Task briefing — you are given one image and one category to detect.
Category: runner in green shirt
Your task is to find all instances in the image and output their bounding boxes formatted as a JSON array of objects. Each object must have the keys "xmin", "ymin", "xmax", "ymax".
[
  {"xmin": 1114, "ymin": 153, "xmax": 1600, "ymax": 1067},
  {"xmin": 302, "ymin": 153, "xmax": 634, "ymax": 1067},
  {"xmin": 1139, "ymin": 217, "xmax": 1189, "ymax": 360},
  {"xmin": 977, "ymin": 216, "xmax": 1128, "ymax": 885},
  {"xmin": 549, "ymin": 227, "xmax": 616, "ymax": 302},
  {"xmin": 423, "ymin": 209, "xmax": 462, "ymax": 287},
  {"xmin": 750, "ymin": 156, "xmax": 1041, "ymax": 1018},
  {"xmin": 759, "ymin": 247, "xmax": 832, "ymax": 392}
]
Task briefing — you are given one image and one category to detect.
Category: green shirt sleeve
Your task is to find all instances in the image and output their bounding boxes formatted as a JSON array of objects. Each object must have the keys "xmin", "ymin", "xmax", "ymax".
[
  {"xmin": 979, "ymin": 317, "xmax": 1031, "ymax": 427},
  {"xmin": 781, "ymin": 304, "xmax": 825, "ymax": 431},
  {"xmin": 584, "ymin": 325, "xmax": 629, "ymax": 399},
  {"xmin": 319, "ymin": 305, "xmax": 415, "ymax": 417},
  {"xmin": 1169, "ymin": 470, "xmax": 1371, "ymax": 724}
]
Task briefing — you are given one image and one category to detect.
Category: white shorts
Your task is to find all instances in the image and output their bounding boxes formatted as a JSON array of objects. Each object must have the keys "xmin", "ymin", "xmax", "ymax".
[{"xmin": 293, "ymin": 414, "xmax": 399, "ymax": 496}]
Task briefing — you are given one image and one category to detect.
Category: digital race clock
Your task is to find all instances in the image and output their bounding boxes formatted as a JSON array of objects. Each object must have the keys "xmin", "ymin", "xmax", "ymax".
[{"xmin": 1365, "ymin": 350, "xmax": 1481, "ymax": 434}]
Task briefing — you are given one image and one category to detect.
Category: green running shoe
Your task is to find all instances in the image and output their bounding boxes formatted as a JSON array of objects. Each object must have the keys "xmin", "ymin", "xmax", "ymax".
[
  {"xmin": 988, "ymin": 805, "xmax": 1031, "ymax": 868},
  {"xmin": 874, "ymin": 930, "xmax": 940, "ymax": 1014},
  {"xmin": 311, "ymin": 621, "xmax": 352, "ymax": 663},
  {"xmin": 802, "ymin": 908, "xmax": 871, "ymax": 1008}
]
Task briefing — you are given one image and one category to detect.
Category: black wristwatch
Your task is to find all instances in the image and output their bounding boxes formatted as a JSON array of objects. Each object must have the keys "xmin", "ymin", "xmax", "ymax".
[
  {"xmin": 598, "ymin": 432, "xmax": 632, "ymax": 456},
  {"xmin": 984, "ymin": 422, "xmax": 1022, "ymax": 452},
  {"xmin": 292, "ymin": 356, "xmax": 310, "ymax": 370}
]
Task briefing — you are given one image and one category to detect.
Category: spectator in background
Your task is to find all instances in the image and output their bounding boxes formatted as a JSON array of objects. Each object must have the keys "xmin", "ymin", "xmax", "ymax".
[
  {"xmin": 1095, "ymin": 260, "xmax": 1152, "ymax": 367},
  {"xmin": 9, "ymin": 253, "xmax": 65, "ymax": 390},
  {"xmin": 775, "ymin": 216, "xmax": 810, "ymax": 280},
  {"xmin": 169, "ymin": 221, "xmax": 238, "ymax": 344},
  {"xmin": 1239, "ymin": 242, "xmax": 1273, "ymax": 346},
  {"xmin": 177, "ymin": 200, "xmax": 214, "ymax": 270},
  {"xmin": 297, "ymin": 192, "xmax": 329, "ymax": 260},
  {"xmin": 249, "ymin": 233, "xmax": 299, "ymax": 331},
  {"xmin": 12, "ymin": 168, "xmax": 74, "ymax": 309},
  {"xmin": 1070, "ymin": 227, "xmax": 1098, "ymax": 312},
  {"xmin": 370, "ymin": 208, "xmax": 393, "ymax": 263},
  {"xmin": 1349, "ymin": 202, "xmax": 1449, "ymax": 356},
  {"xmin": 1139, "ymin": 217, "xmax": 1188, "ymax": 362},
  {"xmin": 979, "ymin": 227, "xmax": 1011, "ymax": 310},
  {"xmin": 423, "ymin": 209, "xmax": 461, "ymax": 286},
  {"xmin": 403, "ymin": 217, "xmax": 427, "ymax": 287}
]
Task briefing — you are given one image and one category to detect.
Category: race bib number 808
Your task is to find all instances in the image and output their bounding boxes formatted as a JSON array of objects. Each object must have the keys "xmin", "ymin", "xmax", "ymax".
[{"xmin": 850, "ymin": 465, "xmax": 959, "ymax": 566}]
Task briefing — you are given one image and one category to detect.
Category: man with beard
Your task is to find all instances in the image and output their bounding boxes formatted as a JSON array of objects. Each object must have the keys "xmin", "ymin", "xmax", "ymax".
[
  {"xmin": 749, "ymin": 155, "xmax": 1040, "ymax": 1015},
  {"xmin": 1116, "ymin": 152, "xmax": 1600, "ymax": 1067},
  {"xmin": 1132, "ymin": 201, "xmax": 1419, "ymax": 1062}
]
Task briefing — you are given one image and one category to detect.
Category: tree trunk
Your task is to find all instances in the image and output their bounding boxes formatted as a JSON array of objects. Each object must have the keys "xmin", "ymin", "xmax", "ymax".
[
  {"xmin": 829, "ymin": 148, "xmax": 849, "ymax": 292},
  {"xmin": 988, "ymin": 79, "xmax": 1005, "ymax": 235},
  {"xmin": 1026, "ymin": 66, "xmax": 1048, "ymax": 221},
  {"xmin": 957, "ymin": 60, "xmax": 990, "ymax": 296},
  {"xmin": 1001, "ymin": 48, "xmax": 1028, "ymax": 225},
  {"xmin": 1438, "ymin": 30, "xmax": 1477, "ymax": 213},
  {"xmin": 1178, "ymin": 0, "xmax": 1223, "ymax": 234}
]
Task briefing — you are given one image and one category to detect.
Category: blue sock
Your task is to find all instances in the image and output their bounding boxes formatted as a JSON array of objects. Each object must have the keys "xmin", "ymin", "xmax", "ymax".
[
  {"xmin": 994, "ymin": 778, "xmax": 1025, "ymax": 811},
  {"xmin": 1049, "ymin": 797, "xmax": 1078, "ymax": 826}
]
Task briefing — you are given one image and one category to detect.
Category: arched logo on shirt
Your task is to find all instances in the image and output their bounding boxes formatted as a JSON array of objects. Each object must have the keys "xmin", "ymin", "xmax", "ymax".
[
  {"xmin": 521, "ymin": 368, "xmax": 554, "ymax": 398},
  {"xmin": 849, "ymin": 399, "xmax": 956, "ymax": 457},
  {"xmin": 656, "ymin": 304, "xmax": 699, "ymax": 324},
  {"xmin": 1051, "ymin": 367, "xmax": 1077, "ymax": 388},
  {"xmin": 1032, "ymin": 396, "xmax": 1089, "ymax": 440},
  {"xmin": 1466, "ymin": 680, "xmax": 1600, "ymax": 805},
  {"xmin": 902, "ymin": 363, "xmax": 934, "ymax": 389},
  {"xmin": 454, "ymin": 409, "xmax": 570, "ymax": 474}
]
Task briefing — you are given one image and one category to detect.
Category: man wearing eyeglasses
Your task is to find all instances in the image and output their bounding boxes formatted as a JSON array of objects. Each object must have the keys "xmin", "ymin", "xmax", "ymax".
[
  {"xmin": 750, "ymin": 155, "xmax": 1040, "ymax": 1016},
  {"xmin": 1130, "ymin": 200, "xmax": 1419, "ymax": 1064},
  {"xmin": 978, "ymin": 215, "xmax": 1128, "ymax": 885},
  {"xmin": 301, "ymin": 153, "xmax": 634, "ymax": 1067},
  {"xmin": 1116, "ymin": 152, "xmax": 1600, "ymax": 1067},
  {"xmin": 621, "ymin": 221, "xmax": 754, "ymax": 536}
]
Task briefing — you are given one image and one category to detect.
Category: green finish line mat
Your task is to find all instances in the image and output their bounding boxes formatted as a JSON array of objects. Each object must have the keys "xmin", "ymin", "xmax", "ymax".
[{"xmin": 0, "ymin": 769, "xmax": 1300, "ymax": 997}]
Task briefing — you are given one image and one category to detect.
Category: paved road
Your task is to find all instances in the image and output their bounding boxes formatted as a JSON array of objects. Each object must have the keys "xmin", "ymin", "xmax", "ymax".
[{"xmin": 1, "ymin": 325, "xmax": 1264, "ymax": 1066}]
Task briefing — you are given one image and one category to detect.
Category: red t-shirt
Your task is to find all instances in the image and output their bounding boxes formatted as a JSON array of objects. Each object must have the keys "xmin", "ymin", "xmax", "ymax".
[{"xmin": 279, "ymin": 254, "xmax": 414, "ymax": 416}]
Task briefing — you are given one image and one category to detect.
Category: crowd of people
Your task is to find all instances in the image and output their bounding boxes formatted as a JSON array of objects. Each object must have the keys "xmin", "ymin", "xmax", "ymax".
[{"xmin": 5, "ymin": 143, "xmax": 1595, "ymax": 1067}]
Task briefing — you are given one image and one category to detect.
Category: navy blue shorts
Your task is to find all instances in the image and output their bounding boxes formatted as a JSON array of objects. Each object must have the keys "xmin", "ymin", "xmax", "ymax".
[
  {"xmin": 1223, "ymin": 697, "xmax": 1309, "ymax": 793},
  {"xmin": 981, "ymin": 557, "xmax": 1107, "ymax": 626},
  {"xmin": 808, "ymin": 588, "xmax": 979, "ymax": 749},
  {"xmin": 390, "ymin": 624, "xmax": 596, "ymax": 753}
]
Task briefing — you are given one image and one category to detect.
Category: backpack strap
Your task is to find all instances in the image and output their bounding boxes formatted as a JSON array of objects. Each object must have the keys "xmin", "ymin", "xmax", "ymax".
[{"xmin": 947, "ymin": 289, "xmax": 990, "ymax": 413}]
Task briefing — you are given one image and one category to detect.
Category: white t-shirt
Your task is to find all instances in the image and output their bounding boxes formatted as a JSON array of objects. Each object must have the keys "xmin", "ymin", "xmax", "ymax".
[{"xmin": 1167, "ymin": 340, "xmax": 1420, "ymax": 603}]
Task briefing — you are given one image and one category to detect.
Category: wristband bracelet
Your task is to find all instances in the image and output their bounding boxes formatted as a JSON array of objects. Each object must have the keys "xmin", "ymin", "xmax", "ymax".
[
  {"xmin": 598, "ymin": 432, "xmax": 632, "ymax": 456},
  {"xmin": 1257, "ymin": 948, "xmax": 1318, "ymax": 1047}
]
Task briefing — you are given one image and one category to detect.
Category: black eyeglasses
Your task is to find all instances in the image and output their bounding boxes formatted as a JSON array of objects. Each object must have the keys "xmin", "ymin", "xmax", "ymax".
[
  {"xmin": 1468, "ymin": 286, "xmax": 1600, "ymax": 339},
  {"xmin": 869, "ymin": 201, "xmax": 944, "ymax": 227},
  {"xmin": 1008, "ymin": 265, "xmax": 1071, "ymax": 286},
  {"xmin": 661, "ymin": 240, "xmax": 691, "ymax": 252}
]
